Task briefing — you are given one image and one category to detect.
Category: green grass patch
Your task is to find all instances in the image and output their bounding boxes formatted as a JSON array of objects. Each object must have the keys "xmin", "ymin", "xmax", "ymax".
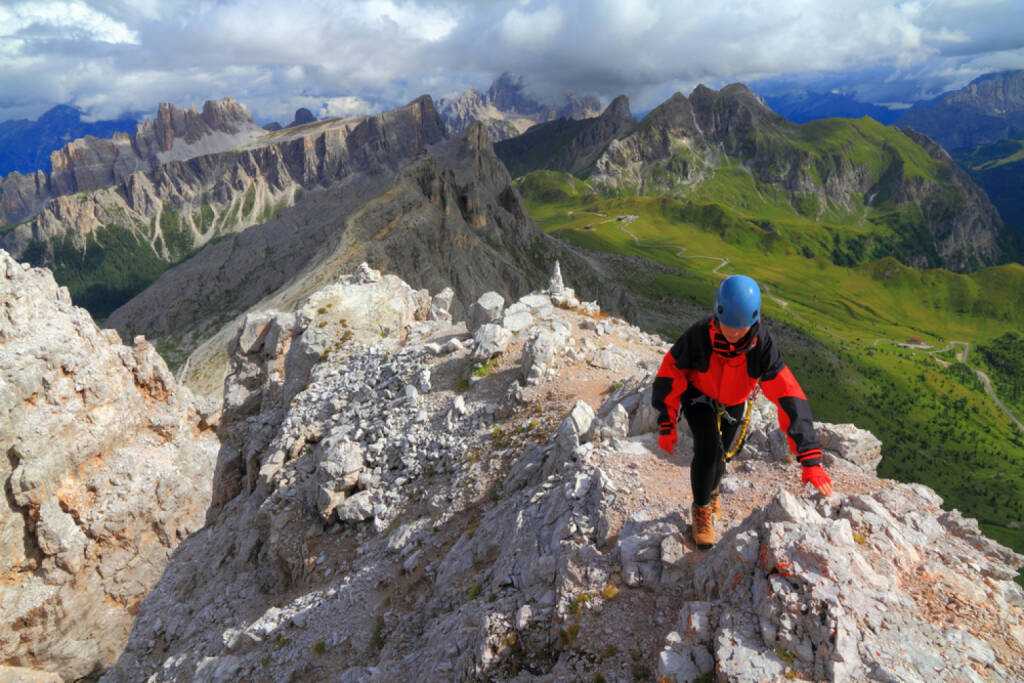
[
  {"xmin": 242, "ymin": 184, "xmax": 256, "ymax": 216},
  {"xmin": 470, "ymin": 359, "xmax": 498, "ymax": 378}
]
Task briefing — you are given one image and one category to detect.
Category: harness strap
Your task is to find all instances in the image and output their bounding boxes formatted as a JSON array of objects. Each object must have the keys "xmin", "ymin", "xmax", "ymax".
[{"xmin": 713, "ymin": 384, "xmax": 759, "ymax": 463}]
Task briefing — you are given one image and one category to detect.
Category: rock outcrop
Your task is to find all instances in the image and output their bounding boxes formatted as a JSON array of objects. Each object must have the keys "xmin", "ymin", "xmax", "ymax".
[
  {"xmin": 286, "ymin": 108, "xmax": 317, "ymax": 128},
  {"xmin": 0, "ymin": 251, "xmax": 219, "ymax": 679},
  {"xmin": 101, "ymin": 262, "xmax": 1024, "ymax": 682}
]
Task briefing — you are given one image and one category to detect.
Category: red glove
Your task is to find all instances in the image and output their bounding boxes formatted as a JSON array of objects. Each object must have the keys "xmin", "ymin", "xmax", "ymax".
[
  {"xmin": 801, "ymin": 465, "xmax": 833, "ymax": 495},
  {"xmin": 658, "ymin": 421, "xmax": 678, "ymax": 453}
]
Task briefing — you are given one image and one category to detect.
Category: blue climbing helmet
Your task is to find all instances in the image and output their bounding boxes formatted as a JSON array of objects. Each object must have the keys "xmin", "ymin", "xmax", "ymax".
[{"xmin": 714, "ymin": 275, "xmax": 761, "ymax": 328}]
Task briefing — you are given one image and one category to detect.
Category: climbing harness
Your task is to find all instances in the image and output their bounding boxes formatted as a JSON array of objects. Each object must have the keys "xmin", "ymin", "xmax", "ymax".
[{"xmin": 714, "ymin": 384, "xmax": 759, "ymax": 463}]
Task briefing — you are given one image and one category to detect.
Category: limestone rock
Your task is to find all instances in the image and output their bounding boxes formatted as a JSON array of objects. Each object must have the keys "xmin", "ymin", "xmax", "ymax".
[
  {"xmin": 429, "ymin": 287, "xmax": 455, "ymax": 323},
  {"xmin": 521, "ymin": 323, "xmax": 571, "ymax": 385},
  {"xmin": 467, "ymin": 291, "xmax": 505, "ymax": 333},
  {"xmin": 211, "ymin": 265, "xmax": 429, "ymax": 515},
  {"xmin": 93, "ymin": 264, "xmax": 1024, "ymax": 683},
  {"xmin": 471, "ymin": 323, "xmax": 512, "ymax": 362},
  {"xmin": 0, "ymin": 251, "xmax": 218, "ymax": 680},
  {"xmin": 816, "ymin": 422, "xmax": 883, "ymax": 472}
]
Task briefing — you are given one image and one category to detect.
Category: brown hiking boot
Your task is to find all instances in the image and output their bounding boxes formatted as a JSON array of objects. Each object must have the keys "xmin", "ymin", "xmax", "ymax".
[
  {"xmin": 709, "ymin": 487, "xmax": 721, "ymax": 519},
  {"xmin": 691, "ymin": 503, "xmax": 715, "ymax": 549}
]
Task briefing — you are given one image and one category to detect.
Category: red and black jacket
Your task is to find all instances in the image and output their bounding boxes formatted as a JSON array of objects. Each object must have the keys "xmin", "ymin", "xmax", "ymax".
[{"xmin": 652, "ymin": 316, "xmax": 823, "ymax": 467}]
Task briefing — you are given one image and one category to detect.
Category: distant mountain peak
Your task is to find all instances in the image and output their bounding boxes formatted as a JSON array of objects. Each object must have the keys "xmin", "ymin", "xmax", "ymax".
[
  {"xmin": 602, "ymin": 94, "xmax": 632, "ymax": 120},
  {"xmin": 437, "ymin": 73, "xmax": 602, "ymax": 142},
  {"xmin": 286, "ymin": 107, "xmax": 316, "ymax": 128},
  {"xmin": 896, "ymin": 69, "xmax": 1024, "ymax": 149},
  {"xmin": 0, "ymin": 104, "xmax": 138, "ymax": 177}
]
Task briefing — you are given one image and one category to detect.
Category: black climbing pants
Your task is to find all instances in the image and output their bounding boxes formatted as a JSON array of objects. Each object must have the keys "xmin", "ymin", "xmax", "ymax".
[{"xmin": 679, "ymin": 386, "xmax": 747, "ymax": 506}]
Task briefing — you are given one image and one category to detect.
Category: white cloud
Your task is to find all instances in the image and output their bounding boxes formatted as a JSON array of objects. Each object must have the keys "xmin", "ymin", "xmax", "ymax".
[
  {"xmin": 1, "ymin": 0, "xmax": 138, "ymax": 44},
  {"xmin": 319, "ymin": 96, "xmax": 375, "ymax": 119},
  {"xmin": 0, "ymin": 0, "xmax": 1022, "ymax": 125},
  {"xmin": 364, "ymin": 0, "xmax": 457, "ymax": 41},
  {"xmin": 500, "ymin": 4, "xmax": 565, "ymax": 48}
]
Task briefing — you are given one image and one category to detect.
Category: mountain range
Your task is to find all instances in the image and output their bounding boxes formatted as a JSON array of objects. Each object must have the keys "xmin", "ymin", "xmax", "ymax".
[
  {"xmin": 0, "ymin": 98, "xmax": 265, "ymax": 232},
  {"xmin": 497, "ymin": 83, "xmax": 1020, "ymax": 272},
  {"xmin": 1, "ymin": 72, "xmax": 1024, "ymax": 680},
  {"xmin": 895, "ymin": 70, "xmax": 1024, "ymax": 151},
  {"xmin": 0, "ymin": 104, "xmax": 138, "ymax": 177},
  {"xmin": 437, "ymin": 72, "xmax": 602, "ymax": 142},
  {"xmin": 762, "ymin": 90, "xmax": 903, "ymax": 125}
]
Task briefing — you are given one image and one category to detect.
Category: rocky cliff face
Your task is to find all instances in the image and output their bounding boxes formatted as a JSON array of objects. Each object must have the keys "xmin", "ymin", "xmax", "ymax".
[
  {"xmin": 99, "ymin": 262, "xmax": 1024, "ymax": 682},
  {"xmin": 0, "ymin": 97, "xmax": 446, "ymax": 319},
  {"xmin": 897, "ymin": 70, "xmax": 1024, "ymax": 150},
  {"xmin": 0, "ymin": 104, "xmax": 138, "ymax": 177},
  {"xmin": 0, "ymin": 250, "xmax": 220, "ymax": 680},
  {"xmin": 438, "ymin": 73, "xmax": 602, "ymax": 142},
  {"xmin": 494, "ymin": 95, "xmax": 638, "ymax": 178},
  {"xmin": 0, "ymin": 98, "xmax": 264, "ymax": 227}
]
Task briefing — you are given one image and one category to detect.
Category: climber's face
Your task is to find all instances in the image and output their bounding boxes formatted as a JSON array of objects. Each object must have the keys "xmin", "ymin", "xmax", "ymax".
[{"xmin": 718, "ymin": 321, "xmax": 751, "ymax": 344}]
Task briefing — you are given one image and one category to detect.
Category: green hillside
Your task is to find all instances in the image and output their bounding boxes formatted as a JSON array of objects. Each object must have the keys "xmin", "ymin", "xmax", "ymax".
[
  {"xmin": 636, "ymin": 114, "xmax": 1001, "ymax": 270},
  {"xmin": 509, "ymin": 83, "xmax": 1022, "ymax": 273},
  {"xmin": 519, "ymin": 169, "xmax": 1024, "ymax": 569}
]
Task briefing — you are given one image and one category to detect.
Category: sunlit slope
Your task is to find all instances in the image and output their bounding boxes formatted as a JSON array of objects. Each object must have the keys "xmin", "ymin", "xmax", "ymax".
[
  {"xmin": 520, "ymin": 169, "xmax": 1024, "ymax": 563},
  {"xmin": 520, "ymin": 170, "xmax": 1024, "ymax": 341}
]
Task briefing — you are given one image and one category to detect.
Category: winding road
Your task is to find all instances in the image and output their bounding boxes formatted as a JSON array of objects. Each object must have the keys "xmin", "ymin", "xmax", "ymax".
[{"xmin": 873, "ymin": 339, "xmax": 1024, "ymax": 435}]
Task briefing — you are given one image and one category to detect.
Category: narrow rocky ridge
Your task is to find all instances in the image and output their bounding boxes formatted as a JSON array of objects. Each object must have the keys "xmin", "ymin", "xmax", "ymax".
[
  {"xmin": 109, "ymin": 119, "xmax": 647, "ymax": 399},
  {"xmin": 99, "ymin": 261, "xmax": 1024, "ymax": 682}
]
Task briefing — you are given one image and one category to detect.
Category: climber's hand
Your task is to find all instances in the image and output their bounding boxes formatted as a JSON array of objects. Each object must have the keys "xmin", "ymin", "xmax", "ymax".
[
  {"xmin": 801, "ymin": 464, "xmax": 833, "ymax": 496},
  {"xmin": 658, "ymin": 421, "xmax": 678, "ymax": 453}
]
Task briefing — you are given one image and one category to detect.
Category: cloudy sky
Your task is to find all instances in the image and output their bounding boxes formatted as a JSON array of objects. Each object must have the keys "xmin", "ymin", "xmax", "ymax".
[{"xmin": 1, "ymin": 0, "xmax": 1023, "ymax": 125}]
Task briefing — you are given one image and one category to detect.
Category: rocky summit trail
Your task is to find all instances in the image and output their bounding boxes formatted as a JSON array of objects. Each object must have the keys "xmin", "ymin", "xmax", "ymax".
[{"xmin": 2, "ymin": 254, "xmax": 1023, "ymax": 682}]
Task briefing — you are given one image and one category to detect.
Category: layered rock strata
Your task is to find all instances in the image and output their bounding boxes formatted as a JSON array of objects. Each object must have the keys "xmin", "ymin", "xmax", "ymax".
[
  {"xmin": 0, "ymin": 98, "xmax": 264, "ymax": 226},
  {"xmin": 0, "ymin": 97, "xmax": 442, "ymax": 263}
]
